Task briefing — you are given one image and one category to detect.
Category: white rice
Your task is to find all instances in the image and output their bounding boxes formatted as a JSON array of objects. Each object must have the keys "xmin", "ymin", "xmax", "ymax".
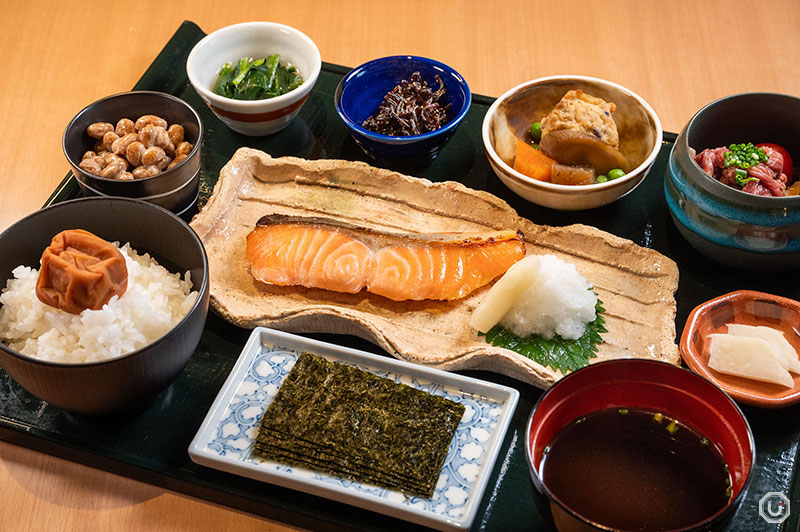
[
  {"xmin": 500, "ymin": 254, "xmax": 597, "ymax": 340},
  {"xmin": 0, "ymin": 243, "xmax": 198, "ymax": 363}
]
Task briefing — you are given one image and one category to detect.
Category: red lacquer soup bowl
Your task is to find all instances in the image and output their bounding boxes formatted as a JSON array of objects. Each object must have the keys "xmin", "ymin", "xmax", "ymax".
[{"xmin": 525, "ymin": 359, "xmax": 754, "ymax": 532}]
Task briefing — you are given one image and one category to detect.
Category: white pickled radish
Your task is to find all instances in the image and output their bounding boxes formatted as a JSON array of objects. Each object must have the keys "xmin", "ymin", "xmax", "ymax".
[
  {"xmin": 707, "ymin": 333, "xmax": 794, "ymax": 388},
  {"xmin": 726, "ymin": 323, "xmax": 800, "ymax": 374},
  {"xmin": 469, "ymin": 255, "xmax": 541, "ymax": 333}
]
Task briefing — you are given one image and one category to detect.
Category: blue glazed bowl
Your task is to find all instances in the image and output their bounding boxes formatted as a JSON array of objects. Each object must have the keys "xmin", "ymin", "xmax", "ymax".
[
  {"xmin": 666, "ymin": 92, "xmax": 800, "ymax": 270},
  {"xmin": 334, "ymin": 56, "xmax": 471, "ymax": 166}
]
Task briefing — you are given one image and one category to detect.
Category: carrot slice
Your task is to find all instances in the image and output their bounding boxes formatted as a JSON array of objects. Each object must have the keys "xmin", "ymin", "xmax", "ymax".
[{"xmin": 513, "ymin": 138, "xmax": 557, "ymax": 182}]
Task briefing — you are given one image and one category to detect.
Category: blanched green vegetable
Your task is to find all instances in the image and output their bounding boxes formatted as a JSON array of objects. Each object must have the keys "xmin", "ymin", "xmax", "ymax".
[{"xmin": 213, "ymin": 54, "xmax": 303, "ymax": 100}]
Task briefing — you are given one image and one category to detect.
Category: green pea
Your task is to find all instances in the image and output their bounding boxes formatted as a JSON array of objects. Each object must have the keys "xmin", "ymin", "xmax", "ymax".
[
  {"xmin": 529, "ymin": 122, "xmax": 542, "ymax": 142},
  {"xmin": 530, "ymin": 143, "xmax": 540, "ymax": 151},
  {"xmin": 608, "ymin": 168, "xmax": 625, "ymax": 180},
  {"xmin": 596, "ymin": 175, "xmax": 608, "ymax": 183}
]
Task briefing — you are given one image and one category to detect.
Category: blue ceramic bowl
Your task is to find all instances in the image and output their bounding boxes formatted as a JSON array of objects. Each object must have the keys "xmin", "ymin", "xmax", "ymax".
[
  {"xmin": 334, "ymin": 56, "xmax": 471, "ymax": 166},
  {"xmin": 666, "ymin": 92, "xmax": 800, "ymax": 270}
]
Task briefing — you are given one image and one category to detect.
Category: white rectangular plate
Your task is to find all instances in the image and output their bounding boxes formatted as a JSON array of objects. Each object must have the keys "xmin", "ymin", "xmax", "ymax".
[{"xmin": 189, "ymin": 327, "xmax": 519, "ymax": 531}]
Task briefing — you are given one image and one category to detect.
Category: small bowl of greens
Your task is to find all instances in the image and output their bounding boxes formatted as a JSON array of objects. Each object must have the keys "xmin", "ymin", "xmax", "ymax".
[{"xmin": 187, "ymin": 21, "xmax": 321, "ymax": 136}]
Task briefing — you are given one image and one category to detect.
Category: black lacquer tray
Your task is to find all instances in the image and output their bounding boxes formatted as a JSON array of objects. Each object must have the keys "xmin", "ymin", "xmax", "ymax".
[{"xmin": 2, "ymin": 21, "xmax": 799, "ymax": 532}]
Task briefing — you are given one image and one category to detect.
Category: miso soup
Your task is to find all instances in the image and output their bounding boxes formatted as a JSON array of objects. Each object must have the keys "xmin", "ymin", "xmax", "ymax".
[{"xmin": 540, "ymin": 407, "xmax": 730, "ymax": 531}]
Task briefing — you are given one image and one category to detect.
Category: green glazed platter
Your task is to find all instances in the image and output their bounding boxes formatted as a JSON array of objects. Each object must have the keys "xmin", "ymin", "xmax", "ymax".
[{"xmin": 1, "ymin": 21, "xmax": 799, "ymax": 532}]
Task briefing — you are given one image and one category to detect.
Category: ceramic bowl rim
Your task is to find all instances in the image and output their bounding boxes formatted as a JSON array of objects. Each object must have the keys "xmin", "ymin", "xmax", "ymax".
[
  {"xmin": 186, "ymin": 21, "xmax": 322, "ymax": 112},
  {"xmin": 482, "ymin": 74, "xmax": 663, "ymax": 192},
  {"xmin": 334, "ymin": 55, "xmax": 472, "ymax": 144},
  {"xmin": 62, "ymin": 90, "xmax": 203, "ymax": 185},
  {"xmin": 524, "ymin": 358, "xmax": 755, "ymax": 532},
  {"xmin": 0, "ymin": 196, "xmax": 209, "ymax": 369},
  {"xmin": 675, "ymin": 91, "xmax": 800, "ymax": 207}
]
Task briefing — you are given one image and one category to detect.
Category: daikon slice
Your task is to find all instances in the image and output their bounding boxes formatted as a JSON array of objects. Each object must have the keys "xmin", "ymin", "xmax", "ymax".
[
  {"xmin": 707, "ymin": 333, "xmax": 794, "ymax": 388},
  {"xmin": 469, "ymin": 255, "xmax": 541, "ymax": 333},
  {"xmin": 726, "ymin": 323, "xmax": 800, "ymax": 374}
]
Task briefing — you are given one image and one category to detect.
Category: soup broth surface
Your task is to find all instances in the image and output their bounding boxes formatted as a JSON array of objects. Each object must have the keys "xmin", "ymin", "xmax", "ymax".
[{"xmin": 540, "ymin": 407, "xmax": 730, "ymax": 531}]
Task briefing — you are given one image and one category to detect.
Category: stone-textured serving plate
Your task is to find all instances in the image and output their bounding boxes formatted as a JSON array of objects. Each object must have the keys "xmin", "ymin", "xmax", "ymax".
[
  {"xmin": 190, "ymin": 148, "xmax": 680, "ymax": 389},
  {"xmin": 189, "ymin": 327, "xmax": 519, "ymax": 531}
]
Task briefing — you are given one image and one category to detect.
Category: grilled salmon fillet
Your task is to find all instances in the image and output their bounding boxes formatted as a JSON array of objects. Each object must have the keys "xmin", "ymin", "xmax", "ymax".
[{"xmin": 245, "ymin": 215, "xmax": 525, "ymax": 301}]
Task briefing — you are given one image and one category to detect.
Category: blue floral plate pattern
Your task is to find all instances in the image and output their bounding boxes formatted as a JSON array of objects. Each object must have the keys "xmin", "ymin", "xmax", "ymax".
[{"xmin": 189, "ymin": 327, "xmax": 519, "ymax": 531}]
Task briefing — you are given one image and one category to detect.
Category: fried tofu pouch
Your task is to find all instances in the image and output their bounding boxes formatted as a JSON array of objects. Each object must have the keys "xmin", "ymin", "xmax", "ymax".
[
  {"xmin": 539, "ymin": 90, "xmax": 629, "ymax": 174},
  {"xmin": 540, "ymin": 89, "xmax": 619, "ymax": 148}
]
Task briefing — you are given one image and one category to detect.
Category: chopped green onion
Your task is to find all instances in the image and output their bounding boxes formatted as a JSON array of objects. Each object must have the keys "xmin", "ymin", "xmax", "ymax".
[
  {"xmin": 724, "ymin": 142, "xmax": 768, "ymax": 169},
  {"xmin": 734, "ymin": 168, "xmax": 759, "ymax": 187}
]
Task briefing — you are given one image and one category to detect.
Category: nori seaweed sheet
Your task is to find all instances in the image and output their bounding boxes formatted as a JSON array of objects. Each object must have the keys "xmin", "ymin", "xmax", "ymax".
[{"xmin": 251, "ymin": 352, "xmax": 465, "ymax": 497}]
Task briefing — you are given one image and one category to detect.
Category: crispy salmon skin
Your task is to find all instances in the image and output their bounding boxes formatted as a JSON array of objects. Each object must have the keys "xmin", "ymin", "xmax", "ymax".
[{"xmin": 245, "ymin": 214, "xmax": 525, "ymax": 301}]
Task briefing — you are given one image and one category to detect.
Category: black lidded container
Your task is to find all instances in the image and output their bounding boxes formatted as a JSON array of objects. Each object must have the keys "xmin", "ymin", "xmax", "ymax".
[{"xmin": 62, "ymin": 91, "xmax": 203, "ymax": 215}]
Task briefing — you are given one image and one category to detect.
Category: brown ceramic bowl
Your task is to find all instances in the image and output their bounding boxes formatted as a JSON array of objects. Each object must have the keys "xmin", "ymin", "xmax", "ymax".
[
  {"xmin": 681, "ymin": 290, "xmax": 800, "ymax": 408},
  {"xmin": 483, "ymin": 75, "xmax": 662, "ymax": 210},
  {"xmin": 0, "ymin": 197, "xmax": 209, "ymax": 415}
]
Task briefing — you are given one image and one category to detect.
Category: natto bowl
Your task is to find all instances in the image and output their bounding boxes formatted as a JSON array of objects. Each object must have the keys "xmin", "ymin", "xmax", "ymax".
[
  {"xmin": 335, "ymin": 55, "xmax": 471, "ymax": 167},
  {"xmin": 526, "ymin": 359, "xmax": 754, "ymax": 532},
  {"xmin": 63, "ymin": 91, "xmax": 203, "ymax": 216},
  {"xmin": 483, "ymin": 75, "xmax": 662, "ymax": 210},
  {"xmin": 187, "ymin": 21, "xmax": 321, "ymax": 136},
  {"xmin": 666, "ymin": 92, "xmax": 800, "ymax": 270},
  {"xmin": 0, "ymin": 197, "xmax": 209, "ymax": 416}
]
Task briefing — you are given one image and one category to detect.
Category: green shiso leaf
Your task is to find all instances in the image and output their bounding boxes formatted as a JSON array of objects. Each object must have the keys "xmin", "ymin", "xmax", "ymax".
[{"xmin": 481, "ymin": 295, "xmax": 606, "ymax": 373}]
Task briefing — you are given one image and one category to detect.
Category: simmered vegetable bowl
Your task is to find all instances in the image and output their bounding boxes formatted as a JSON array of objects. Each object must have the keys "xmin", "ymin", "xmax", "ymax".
[{"xmin": 513, "ymin": 90, "xmax": 629, "ymax": 186}]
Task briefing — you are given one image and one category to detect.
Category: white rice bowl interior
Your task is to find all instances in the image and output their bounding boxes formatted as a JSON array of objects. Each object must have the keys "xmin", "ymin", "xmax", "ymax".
[
  {"xmin": 0, "ymin": 242, "xmax": 198, "ymax": 364},
  {"xmin": 500, "ymin": 254, "xmax": 597, "ymax": 340}
]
